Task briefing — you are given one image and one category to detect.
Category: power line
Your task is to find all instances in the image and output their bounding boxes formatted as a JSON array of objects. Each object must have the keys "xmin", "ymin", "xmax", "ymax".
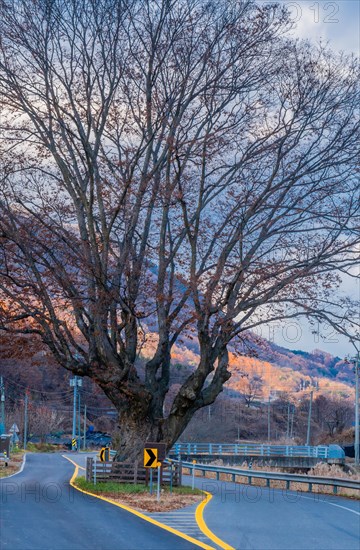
[{"xmin": 3, "ymin": 378, "xmax": 74, "ymax": 395}]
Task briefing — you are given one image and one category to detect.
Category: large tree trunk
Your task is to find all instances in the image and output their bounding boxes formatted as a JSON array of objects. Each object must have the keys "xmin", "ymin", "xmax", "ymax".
[
  {"xmin": 115, "ymin": 410, "xmax": 162, "ymax": 463},
  {"xmin": 111, "ymin": 386, "xmax": 194, "ymax": 463},
  {"xmin": 115, "ymin": 407, "xmax": 196, "ymax": 464},
  {"xmin": 101, "ymin": 345, "xmax": 230, "ymax": 463}
]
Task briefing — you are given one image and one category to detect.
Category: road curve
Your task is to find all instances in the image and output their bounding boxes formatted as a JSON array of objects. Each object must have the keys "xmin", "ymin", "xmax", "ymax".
[
  {"xmin": 185, "ymin": 474, "xmax": 360, "ymax": 550},
  {"xmin": 0, "ymin": 453, "xmax": 201, "ymax": 550}
]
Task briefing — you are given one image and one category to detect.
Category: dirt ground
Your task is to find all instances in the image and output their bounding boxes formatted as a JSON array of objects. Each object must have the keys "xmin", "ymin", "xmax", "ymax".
[{"xmin": 103, "ymin": 490, "xmax": 203, "ymax": 512}]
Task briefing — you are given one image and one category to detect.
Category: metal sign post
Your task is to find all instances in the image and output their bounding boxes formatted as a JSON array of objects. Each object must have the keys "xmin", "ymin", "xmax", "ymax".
[
  {"xmin": 157, "ymin": 463, "xmax": 161, "ymax": 501},
  {"xmin": 149, "ymin": 468, "xmax": 153, "ymax": 495},
  {"xmin": 144, "ymin": 443, "xmax": 167, "ymax": 500}
]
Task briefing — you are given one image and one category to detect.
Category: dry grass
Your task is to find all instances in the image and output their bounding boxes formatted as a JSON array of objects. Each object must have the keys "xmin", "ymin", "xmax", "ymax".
[
  {"xmin": 0, "ymin": 451, "xmax": 24, "ymax": 478},
  {"xmin": 305, "ymin": 463, "xmax": 360, "ymax": 498},
  {"xmin": 107, "ymin": 491, "xmax": 202, "ymax": 512},
  {"xmin": 183, "ymin": 460, "xmax": 360, "ymax": 499}
]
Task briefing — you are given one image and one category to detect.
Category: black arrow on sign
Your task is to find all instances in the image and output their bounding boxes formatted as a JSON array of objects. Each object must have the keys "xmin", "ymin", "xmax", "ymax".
[{"xmin": 145, "ymin": 448, "xmax": 157, "ymax": 467}]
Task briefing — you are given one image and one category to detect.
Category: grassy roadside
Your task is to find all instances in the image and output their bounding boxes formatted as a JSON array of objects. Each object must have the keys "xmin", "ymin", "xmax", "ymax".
[
  {"xmin": 74, "ymin": 476, "xmax": 204, "ymax": 512},
  {"xmin": 0, "ymin": 450, "xmax": 25, "ymax": 478},
  {"xmin": 26, "ymin": 442, "xmax": 67, "ymax": 453}
]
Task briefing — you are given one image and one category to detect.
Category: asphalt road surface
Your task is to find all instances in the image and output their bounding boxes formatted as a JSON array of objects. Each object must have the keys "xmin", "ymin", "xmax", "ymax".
[
  {"xmin": 186, "ymin": 474, "xmax": 360, "ymax": 550},
  {"xmin": 0, "ymin": 453, "xmax": 200, "ymax": 550}
]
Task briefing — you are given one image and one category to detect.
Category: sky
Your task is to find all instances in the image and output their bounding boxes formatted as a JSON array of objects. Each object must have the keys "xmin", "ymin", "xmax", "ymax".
[
  {"xmin": 280, "ymin": 0, "xmax": 360, "ymax": 54},
  {"xmin": 261, "ymin": 0, "xmax": 360, "ymax": 359}
]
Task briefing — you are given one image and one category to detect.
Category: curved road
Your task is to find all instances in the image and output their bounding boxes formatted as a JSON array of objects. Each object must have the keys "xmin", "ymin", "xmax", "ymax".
[
  {"xmin": 1, "ymin": 454, "xmax": 359, "ymax": 550},
  {"xmin": 0, "ymin": 453, "xmax": 201, "ymax": 550},
  {"xmin": 187, "ymin": 475, "xmax": 360, "ymax": 550}
]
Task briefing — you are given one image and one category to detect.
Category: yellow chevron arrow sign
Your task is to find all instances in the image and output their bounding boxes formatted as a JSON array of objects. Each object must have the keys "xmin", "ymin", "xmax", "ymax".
[{"xmin": 144, "ymin": 447, "xmax": 159, "ymax": 468}]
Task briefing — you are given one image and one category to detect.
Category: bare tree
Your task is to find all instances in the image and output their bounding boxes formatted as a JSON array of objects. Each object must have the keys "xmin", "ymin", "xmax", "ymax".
[
  {"xmin": 239, "ymin": 373, "xmax": 264, "ymax": 407},
  {"xmin": 313, "ymin": 395, "xmax": 353, "ymax": 437},
  {"xmin": 0, "ymin": 0, "xmax": 359, "ymax": 460},
  {"xmin": 7, "ymin": 401, "xmax": 66, "ymax": 443}
]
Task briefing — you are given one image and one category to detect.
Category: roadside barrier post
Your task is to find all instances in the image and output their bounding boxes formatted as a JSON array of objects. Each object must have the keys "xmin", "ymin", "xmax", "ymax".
[
  {"xmin": 192, "ymin": 459, "xmax": 196, "ymax": 490},
  {"xmin": 170, "ymin": 462, "xmax": 173, "ymax": 494}
]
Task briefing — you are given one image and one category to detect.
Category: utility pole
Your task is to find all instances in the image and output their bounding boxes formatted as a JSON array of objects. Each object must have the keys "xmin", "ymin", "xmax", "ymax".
[
  {"xmin": 77, "ymin": 387, "xmax": 81, "ymax": 449},
  {"xmin": 350, "ymin": 353, "xmax": 360, "ymax": 467},
  {"xmin": 83, "ymin": 404, "xmax": 87, "ymax": 450},
  {"xmin": 267, "ymin": 395, "xmax": 271, "ymax": 442},
  {"xmin": 0, "ymin": 377, "xmax": 5, "ymax": 435},
  {"xmin": 286, "ymin": 402, "xmax": 290, "ymax": 439},
  {"xmin": 24, "ymin": 393, "xmax": 28, "ymax": 450},
  {"xmin": 290, "ymin": 404, "xmax": 295, "ymax": 439},
  {"xmin": 70, "ymin": 376, "xmax": 82, "ymax": 451},
  {"xmin": 306, "ymin": 390, "xmax": 313, "ymax": 446}
]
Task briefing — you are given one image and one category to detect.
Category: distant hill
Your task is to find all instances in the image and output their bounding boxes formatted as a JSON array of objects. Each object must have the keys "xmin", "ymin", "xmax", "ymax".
[{"xmin": 0, "ymin": 328, "xmax": 354, "ymax": 410}]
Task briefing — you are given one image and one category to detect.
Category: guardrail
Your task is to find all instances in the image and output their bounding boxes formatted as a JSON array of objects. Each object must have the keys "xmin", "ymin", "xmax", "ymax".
[
  {"xmin": 175, "ymin": 460, "xmax": 359, "ymax": 494},
  {"xmin": 171, "ymin": 443, "xmax": 345, "ymax": 459}
]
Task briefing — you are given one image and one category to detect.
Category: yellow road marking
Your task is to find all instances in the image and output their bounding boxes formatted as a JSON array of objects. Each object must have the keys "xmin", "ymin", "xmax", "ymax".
[
  {"xmin": 63, "ymin": 455, "xmax": 214, "ymax": 550},
  {"xmin": 195, "ymin": 491, "xmax": 235, "ymax": 550}
]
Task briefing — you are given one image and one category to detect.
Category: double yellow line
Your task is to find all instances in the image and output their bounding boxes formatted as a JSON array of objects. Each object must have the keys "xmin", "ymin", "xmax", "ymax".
[{"xmin": 63, "ymin": 455, "xmax": 234, "ymax": 550}]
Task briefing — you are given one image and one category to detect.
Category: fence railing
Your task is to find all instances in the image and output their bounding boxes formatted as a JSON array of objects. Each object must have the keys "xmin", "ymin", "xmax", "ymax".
[
  {"xmin": 86, "ymin": 457, "xmax": 181, "ymax": 486},
  {"xmin": 171, "ymin": 443, "xmax": 345, "ymax": 459},
  {"xmin": 176, "ymin": 460, "xmax": 359, "ymax": 495}
]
